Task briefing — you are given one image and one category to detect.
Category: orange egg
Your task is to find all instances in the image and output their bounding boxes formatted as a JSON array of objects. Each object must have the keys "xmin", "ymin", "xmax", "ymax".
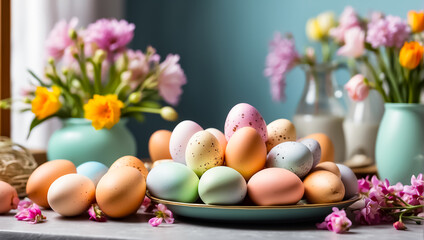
[
  {"xmin": 96, "ymin": 167, "xmax": 146, "ymax": 218},
  {"xmin": 109, "ymin": 156, "xmax": 149, "ymax": 179},
  {"xmin": 26, "ymin": 159, "xmax": 77, "ymax": 208},
  {"xmin": 303, "ymin": 170, "xmax": 345, "ymax": 204},
  {"xmin": 312, "ymin": 162, "xmax": 341, "ymax": 177},
  {"xmin": 304, "ymin": 133, "xmax": 334, "ymax": 163},
  {"xmin": 148, "ymin": 130, "xmax": 172, "ymax": 162},
  {"xmin": 225, "ymin": 127, "xmax": 266, "ymax": 180}
]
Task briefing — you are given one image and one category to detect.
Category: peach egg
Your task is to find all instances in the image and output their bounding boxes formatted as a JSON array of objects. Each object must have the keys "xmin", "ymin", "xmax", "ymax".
[
  {"xmin": 303, "ymin": 133, "xmax": 335, "ymax": 163},
  {"xmin": 148, "ymin": 130, "xmax": 172, "ymax": 162},
  {"xmin": 109, "ymin": 156, "xmax": 149, "ymax": 179},
  {"xmin": 303, "ymin": 170, "xmax": 345, "ymax": 204}
]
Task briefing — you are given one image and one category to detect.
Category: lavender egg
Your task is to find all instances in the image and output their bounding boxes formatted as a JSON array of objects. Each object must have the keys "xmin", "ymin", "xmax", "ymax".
[{"xmin": 299, "ymin": 138, "xmax": 321, "ymax": 168}]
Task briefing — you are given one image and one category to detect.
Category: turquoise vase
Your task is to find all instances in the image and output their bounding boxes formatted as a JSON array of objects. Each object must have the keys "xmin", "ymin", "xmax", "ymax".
[
  {"xmin": 375, "ymin": 103, "xmax": 424, "ymax": 184},
  {"xmin": 47, "ymin": 118, "xmax": 136, "ymax": 167}
]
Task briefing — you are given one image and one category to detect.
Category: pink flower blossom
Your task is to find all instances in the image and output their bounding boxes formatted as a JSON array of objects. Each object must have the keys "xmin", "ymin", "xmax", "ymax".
[
  {"xmin": 401, "ymin": 174, "xmax": 424, "ymax": 206},
  {"xmin": 88, "ymin": 204, "xmax": 107, "ymax": 222},
  {"xmin": 337, "ymin": 27, "xmax": 365, "ymax": 58},
  {"xmin": 15, "ymin": 202, "xmax": 46, "ymax": 224},
  {"xmin": 345, "ymin": 74, "xmax": 369, "ymax": 101},
  {"xmin": 366, "ymin": 15, "xmax": 410, "ymax": 48},
  {"xmin": 316, "ymin": 207, "xmax": 352, "ymax": 233},
  {"xmin": 149, "ymin": 204, "xmax": 174, "ymax": 227},
  {"xmin": 45, "ymin": 17, "xmax": 78, "ymax": 60},
  {"xmin": 358, "ymin": 176, "xmax": 371, "ymax": 194},
  {"xmin": 158, "ymin": 54, "xmax": 187, "ymax": 106},
  {"xmin": 84, "ymin": 19, "xmax": 135, "ymax": 60},
  {"xmin": 354, "ymin": 197, "xmax": 391, "ymax": 225},
  {"xmin": 264, "ymin": 32, "xmax": 300, "ymax": 101},
  {"xmin": 141, "ymin": 196, "xmax": 154, "ymax": 212},
  {"xmin": 393, "ymin": 221, "xmax": 407, "ymax": 230},
  {"xmin": 330, "ymin": 6, "xmax": 360, "ymax": 43},
  {"xmin": 17, "ymin": 199, "xmax": 33, "ymax": 210}
]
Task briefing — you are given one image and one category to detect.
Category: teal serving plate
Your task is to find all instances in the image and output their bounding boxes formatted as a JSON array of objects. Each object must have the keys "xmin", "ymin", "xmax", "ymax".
[{"xmin": 148, "ymin": 193, "xmax": 360, "ymax": 222}]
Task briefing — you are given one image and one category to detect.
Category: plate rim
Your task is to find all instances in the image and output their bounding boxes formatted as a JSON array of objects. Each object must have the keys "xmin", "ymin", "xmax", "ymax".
[{"xmin": 147, "ymin": 192, "xmax": 361, "ymax": 210}]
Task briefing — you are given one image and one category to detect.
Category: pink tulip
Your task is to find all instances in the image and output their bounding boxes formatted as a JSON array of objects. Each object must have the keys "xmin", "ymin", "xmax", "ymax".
[
  {"xmin": 337, "ymin": 27, "xmax": 365, "ymax": 58},
  {"xmin": 344, "ymin": 74, "xmax": 369, "ymax": 101}
]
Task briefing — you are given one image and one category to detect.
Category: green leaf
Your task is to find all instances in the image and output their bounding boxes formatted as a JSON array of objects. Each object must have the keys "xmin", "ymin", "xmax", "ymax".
[
  {"xmin": 27, "ymin": 115, "xmax": 53, "ymax": 139},
  {"xmin": 28, "ymin": 69, "xmax": 49, "ymax": 87},
  {"xmin": 19, "ymin": 108, "xmax": 32, "ymax": 113}
]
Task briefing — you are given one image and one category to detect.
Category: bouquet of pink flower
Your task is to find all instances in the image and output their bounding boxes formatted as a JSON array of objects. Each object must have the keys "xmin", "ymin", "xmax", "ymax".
[
  {"xmin": 339, "ymin": 8, "xmax": 424, "ymax": 103},
  {"xmin": 1, "ymin": 18, "xmax": 187, "ymax": 134}
]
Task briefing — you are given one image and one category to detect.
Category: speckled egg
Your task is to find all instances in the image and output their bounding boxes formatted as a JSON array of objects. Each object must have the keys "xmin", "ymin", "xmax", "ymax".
[
  {"xmin": 304, "ymin": 133, "xmax": 334, "ymax": 163},
  {"xmin": 185, "ymin": 131, "xmax": 224, "ymax": 177},
  {"xmin": 198, "ymin": 166, "xmax": 247, "ymax": 205},
  {"xmin": 0, "ymin": 181, "xmax": 19, "ymax": 214},
  {"xmin": 109, "ymin": 156, "xmax": 149, "ymax": 180},
  {"xmin": 248, "ymin": 168, "xmax": 304, "ymax": 206},
  {"xmin": 336, "ymin": 164, "xmax": 358, "ymax": 199},
  {"xmin": 224, "ymin": 103, "xmax": 267, "ymax": 142},
  {"xmin": 96, "ymin": 167, "xmax": 146, "ymax": 218},
  {"xmin": 299, "ymin": 138, "xmax": 321, "ymax": 168},
  {"xmin": 146, "ymin": 162, "xmax": 199, "ymax": 203},
  {"xmin": 169, "ymin": 120, "xmax": 203, "ymax": 164},
  {"xmin": 266, "ymin": 142, "xmax": 313, "ymax": 178},
  {"xmin": 266, "ymin": 119, "xmax": 296, "ymax": 152},
  {"xmin": 26, "ymin": 159, "xmax": 77, "ymax": 208},
  {"xmin": 77, "ymin": 161, "xmax": 108, "ymax": 186},
  {"xmin": 205, "ymin": 128, "xmax": 227, "ymax": 153},
  {"xmin": 225, "ymin": 127, "xmax": 267, "ymax": 180},
  {"xmin": 47, "ymin": 174, "xmax": 95, "ymax": 216}
]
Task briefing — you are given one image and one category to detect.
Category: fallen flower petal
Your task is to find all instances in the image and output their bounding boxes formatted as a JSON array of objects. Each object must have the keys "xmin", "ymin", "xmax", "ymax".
[
  {"xmin": 316, "ymin": 207, "xmax": 352, "ymax": 233},
  {"xmin": 15, "ymin": 203, "xmax": 46, "ymax": 224},
  {"xmin": 88, "ymin": 204, "xmax": 107, "ymax": 222},
  {"xmin": 149, "ymin": 203, "xmax": 174, "ymax": 227},
  {"xmin": 393, "ymin": 221, "xmax": 407, "ymax": 230}
]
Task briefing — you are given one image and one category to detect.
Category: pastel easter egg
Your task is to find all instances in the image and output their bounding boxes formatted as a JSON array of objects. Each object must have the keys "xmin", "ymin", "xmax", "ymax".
[
  {"xmin": 299, "ymin": 138, "xmax": 321, "ymax": 168},
  {"xmin": 0, "ymin": 181, "xmax": 19, "ymax": 214},
  {"xmin": 47, "ymin": 174, "xmax": 95, "ymax": 216},
  {"xmin": 146, "ymin": 162, "xmax": 199, "ymax": 203},
  {"xmin": 109, "ymin": 156, "xmax": 149, "ymax": 180},
  {"xmin": 225, "ymin": 127, "xmax": 267, "ymax": 180},
  {"xmin": 148, "ymin": 130, "xmax": 172, "ymax": 162},
  {"xmin": 336, "ymin": 164, "xmax": 358, "ymax": 199},
  {"xmin": 248, "ymin": 168, "xmax": 304, "ymax": 206},
  {"xmin": 303, "ymin": 170, "xmax": 345, "ymax": 204},
  {"xmin": 198, "ymin": 166, "xmax": 247, "ymax": 205},
  {"xmin": 266, "ymin": 142, "xmax": 313, "ymax": 178},
  {"xmin": 77, "ymin": 161, "xmax": 108, "ymax": 186},
  {"xmin": 304, "ymin": 133, "xmax": 334, "ymax": 163},
  {"xmin": 266, "ymin": 119, "xmax": 296, "ymax": 152},
  {"xmin": 169, "ymin": 120, "xmax": 203, "ymax": 164},
  {"xmin": 185, "ymin": 131, "xmax": 224, "ymax": 177},
  {"xmin": 224, "ymin": 103, "xmax": 267, "ymax": 142},
  {"xmin": 205, "ymin": 128, "xmax": 227, "ymax": 153}
]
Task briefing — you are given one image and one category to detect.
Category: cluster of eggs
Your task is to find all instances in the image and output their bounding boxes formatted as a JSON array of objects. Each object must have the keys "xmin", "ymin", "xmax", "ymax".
[
  {"xmin": 26, "ymin": 156, "xmax": 148, "ymax": 218},
  {"xmin": 147, "ymin": 103, "xmax": 358, "ymax": 206}
]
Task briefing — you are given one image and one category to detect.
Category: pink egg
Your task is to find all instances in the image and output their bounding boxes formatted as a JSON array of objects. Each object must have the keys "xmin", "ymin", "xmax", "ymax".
[
  {"xmin": 169, "ymin": 120, "xmax": 203, "ymax": 164},
  {"xmin": 224, "ymin": 103, "xmax": 267, "ymax": 142},
  {"xmin": 205, "ymin": 128, "xmax": 227, "ymax": 153}
]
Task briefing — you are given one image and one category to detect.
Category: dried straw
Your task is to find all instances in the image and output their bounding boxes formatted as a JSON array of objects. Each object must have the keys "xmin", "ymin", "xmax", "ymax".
[{"xmin": 0, "ymin": 137, "xmax": 37, "ymax": 197}]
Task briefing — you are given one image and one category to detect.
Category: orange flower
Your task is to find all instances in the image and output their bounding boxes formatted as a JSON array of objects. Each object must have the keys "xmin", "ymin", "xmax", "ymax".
[
  {"xmin": 399, "ymin": 41, "xmax": 424, "ymax": 69},
  {"xmin": 84, "ymin": 94, "xmax": 124, "ymax": 130},
  {"xmin": 408, "ymin": 10, "xmax": 424, "ymax": 33},
  {"xmin": 31, "ymin": 86, "xmax": 62, "ymax": 120}
]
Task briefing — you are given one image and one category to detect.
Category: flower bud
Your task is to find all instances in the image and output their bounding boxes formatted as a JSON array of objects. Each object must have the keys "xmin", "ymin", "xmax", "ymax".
[
  {"xmin": 128, "ymin": 92, "xmax": 142, "ymax": 104},
  {"xmin": 393, "ymin": 221, "xmax": 407, "ymax": 230},
  {"xmin": 47, "ymin": 57, "xmax": 55, "ymax": 66},
  {"xmin": 71, "ymin": 79, "xmax": 82, "ymax": 89},
  {"xmin": 305, "ymin": 47, "xmax": 316, "ymax": 62},
  {"xmin": 160, "ymin": 106, "xmax": 178, "ymax": 121},
  {"xmin": 93, "ymin": 49, "xmax": 107, "ymax": 64},
  {"xmin": 23, "ymin": 97, "xmax": 32, "ymax": 104},
  {"xmin": 0, "ymin": 101, "xmax": 9, "ymax": 109},
  {"xmin": 62, "ymin": 67, "xmax": 69, "ymax": 76},
  {"xmin": 68, "ymin": 28, "xmax": 78, "ymax": 40},
  {"xmin": 120, "ymin": 71, "xmax": 132, "ymax": 84}
]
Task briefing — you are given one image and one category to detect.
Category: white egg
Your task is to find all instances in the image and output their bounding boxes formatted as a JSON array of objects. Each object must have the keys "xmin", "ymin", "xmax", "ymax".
[{"xmin": 169, "ymin": 120, "xmax": 203, "ymax": 164}]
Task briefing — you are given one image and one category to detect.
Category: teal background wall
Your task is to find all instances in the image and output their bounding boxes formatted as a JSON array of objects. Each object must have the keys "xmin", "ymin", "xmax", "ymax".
[{"xmin": 125, "ymin": 0, "xmax": 424, "ymax": 158}]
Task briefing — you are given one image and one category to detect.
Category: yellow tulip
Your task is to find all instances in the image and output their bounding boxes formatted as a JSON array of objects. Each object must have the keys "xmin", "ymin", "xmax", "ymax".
[
  {"xmin": 31, "ymin": 86, "xmax": 62, "ymax": 120},
  {"xmin": 306, "ymin": 18, "xmax": 323, "ymax": 41},
  {"xmin": 399, "ymin": 41, "xmax": 424, "ymax": 69},
  {"xmin": 408, "ymin": 10, "xmax": 424, "ymax": 33},
  {"xmin": 317, "ymin": 11, "xmax": 336, "ymax": 36},
  {"xmin": 84, "ymin": 94, "xmax": 124, "ymax": 130}
]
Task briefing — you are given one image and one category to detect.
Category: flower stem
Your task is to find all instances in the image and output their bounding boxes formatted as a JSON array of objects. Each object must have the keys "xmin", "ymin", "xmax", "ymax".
[
  {"xmin": 123, "ymin": 106, "xmax": 161, "ymax": 114},
  {"xmin": 375, "ymin": 50, "xmax": 403, "ymax": 102},
  {"xmin": 362, "ymin": 57, "xmax": 389, "ymax": 102}
]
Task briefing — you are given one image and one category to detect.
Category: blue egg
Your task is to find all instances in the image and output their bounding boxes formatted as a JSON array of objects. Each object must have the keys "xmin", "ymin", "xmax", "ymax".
[{"xmin": 77, "ymin": 161, "xmax": 108, "ymax": 186}]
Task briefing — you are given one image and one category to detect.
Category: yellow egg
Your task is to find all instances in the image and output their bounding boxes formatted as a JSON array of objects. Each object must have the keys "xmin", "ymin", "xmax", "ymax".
[
  {"xmin": 185, "ymin": 131, "xmax": 224, "ymax": 177},
  {"xmin": 96, "ymin": 167, "xmax": 146, "ymax": 218},
  {"xmin": 225, "ymin": 127, "xmax": 267, "ymax": 180},
  {"xmin": 47, "ymin": 174, "xmax": 95, "ymax": 216},
  {"xmin": 266, "ymin": 119, "xmax": 296, "ymax": 152},
  {"xmin": 26, "ymin": 159, "xmax": 77, "ymax": 208},
  {"xmin": 205, "ymin": 128, "xmax": 227, "ymax": 154},
  {"xmin": 109, "ymin": 156, "xmax": 149, "ymax": 180}
]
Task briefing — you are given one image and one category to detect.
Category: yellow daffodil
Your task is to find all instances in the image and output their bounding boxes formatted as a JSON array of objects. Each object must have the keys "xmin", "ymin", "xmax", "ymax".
[
  {"xmin": 84, "ymin": 94, "xmax": 124, "ymax": 130},
  {"xmin": 408, "ymin": 10, "xmax": 424, "ymax": 33},
  {"xmin": 399, "ymin": 41, "xmax": 424, "ymax": 69},
  {"xmin": 31, "ymin": 86, "xmax": 62, "ymax": 120}
]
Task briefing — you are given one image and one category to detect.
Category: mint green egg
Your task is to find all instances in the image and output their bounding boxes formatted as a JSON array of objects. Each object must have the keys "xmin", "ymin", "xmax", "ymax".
[
  {"xmin": 146, "ymin": 162, "xmax": 199, "ymax": 203},
  {"xmin": 198, "ymin": 166, "xmax": 247, "ymax": 205}
]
